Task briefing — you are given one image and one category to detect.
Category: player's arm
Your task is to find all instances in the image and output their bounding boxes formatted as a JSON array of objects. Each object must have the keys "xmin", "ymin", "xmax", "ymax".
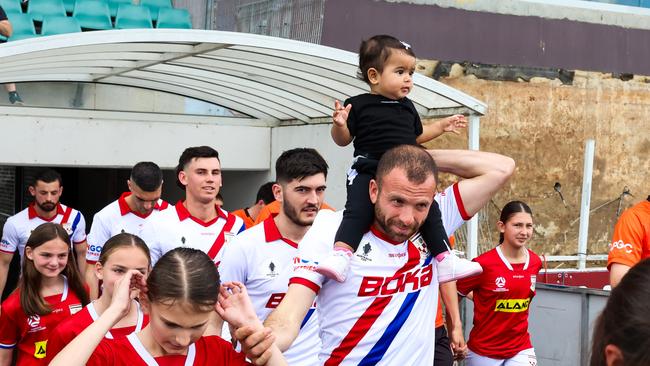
[
  {"xmin": 0, "ymin": 252, "xmax": 12, "ymax": 302},
  {"xmin": 261, "ymin": 283, "xmax": 316, "ymax": 352},
  {"xmin": 0, "ymin": 348, "xmax": 13, "ymax": 366},
  {"xmin": 417, "ymin": 115, "xmax": 467, "ymax": 144},
  {"xmin": 440, "ymin": 281, "xmax": 466, "ymax": 359},
  {"xmin": 429, "ymin": 149, "xmax": 515, "ymax": 216},
  {"xmin": 0, "ymin": 19, "xmax": 12, "ymax": 38},
  {"xmin": 609, "ymin": 263, "xmax": 631, "ymax": 288},
  {"xmin": 73, "ymin": 240, "xmax": 87, "ymax": 276},
  {"xmin": 331, "ymin": 100, "xmax": 353, "ymax": 146}
]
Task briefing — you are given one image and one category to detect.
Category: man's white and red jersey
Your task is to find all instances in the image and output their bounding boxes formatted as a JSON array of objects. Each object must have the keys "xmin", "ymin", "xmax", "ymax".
[
  {"xmin": 292, "ymin": 183, "xmax": 469, "ymax": 365},
  {"xmin": 219, "ymin": 216, "xmax": 320, "ymax": 365},
  {"xmin": 46, "ymin": 301, "xmax": 148, "ymax": 362},
  {"xmin": 1, "ymin": 203, "xmax": 86, "ymax": 259},
  {"xmin": 0, "ymin": 276, "xmax": 84, "ymax": 366},
  {"xmin": 456, "ymin": 246, "xmax": 542, "ymax": 359},
  {"xmin": 86, "ymin": 335, "xmax": 251, "ymax": 366},
  {"xmin": 140, "ymin": 200, "xmax": 244, "ymax": 265},
  {"xmin": 86, "ymin": 192, "xmax": 170, "ymax": 264}
]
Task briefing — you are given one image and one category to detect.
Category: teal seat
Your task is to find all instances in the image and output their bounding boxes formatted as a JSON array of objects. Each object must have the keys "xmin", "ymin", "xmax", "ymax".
[
  {"xmin": 62, "ymin": 0, "xmax": 75, "ymax": 13},
  {"xmin": 41, "ymin": 15, "xmax": 81, "ymax": 35},
  {"xmin": 156, "ymin": 7, "xmax": 191, "ymax": 29},
  {"xmin": 107, "ymin": 0, "xmax": 131, "ymax": 18},
  {"xmin": 0, "ymin": 0, "xmax": 22, "ymax": 14},
  {"xmin": 140, "ymin": 0, "xmax": 170, "ymax": 22},
  {"xmin": 114, "ymin": 4, "xmax": 151, "ymax": 29},
  {"xmin": 73, "ymin": 0, "xmax": 112, "ymax": 30},
  {"xmin": 27, "ymin": 0, "xmax": 66, "ymax": 22},
  {"xmin": 7, "ymin": 13, "xmax": 36, "ymax": 40}
]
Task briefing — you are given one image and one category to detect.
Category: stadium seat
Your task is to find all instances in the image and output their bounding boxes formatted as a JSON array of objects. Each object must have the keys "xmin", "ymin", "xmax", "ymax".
[
  {"xmin": 73, "ymin": 0, "xmax": 112, "ymax": 30},
  {"xmin": 62, "ymin": 0, "xmax": 75, "ymax": 14},
  {"xmin": 0, "ymin": 0, "xmax": 23, "ymax": 14},
  {"xmin": 156, "ymin": 7, "xmax": 191, "ymax": 29},
  {"xmin": 140, "ymin": 0, "xmax": 170, "ymax": 22},
  {"xmin": 114, "ymin": 4, "xmax": 151, "ymax": 29},
  {"xmin": 27, "ymin": 0, "xmax": 67, "ymax": 22},
  {"xmin": 7, "ymin": 12, "xmax": 36, "ymax": 40},
  {"xmin": 41, "ymin": 15, "xmax": 81, "ymax": 35},
  {"xmin": 107, "ymin": 0, "xmax": 131, "ymax": 18}
]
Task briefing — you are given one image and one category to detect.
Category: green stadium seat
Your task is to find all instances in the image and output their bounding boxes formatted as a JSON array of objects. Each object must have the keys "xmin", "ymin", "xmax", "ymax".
[
  {"xmin": 114, "ymin": 4, "xmax": 151, "ymax": 29},
  {"xmin": 156, "ymin": 7, "xmax": 191, "ymax": 29},
  {"xmin": 0, "ymin": 0, "xmax": 23, "ymax": 14},
  {"xmin": 107, "ymin": 0, "xmax": 131, "ymax": 18},
  {"xmin": 62, "ymin": 0, "xmax": 75, "ymax": 13},
  {"xmin": 27, "ymin": 0, "xmax": 66, "ymax": 22},
  {"xmin": 73, "ymin": 0, "xmax": 112, "ymax": 30},
  {"xmin": 7, "ymin": 12, "xmax": 36, "ymax": 40},
  {"xmin": 140, "ymin": 0, "xmax": 170, "ymax": 22},
  {"xmin": 41, "ymin": 15, "xmax": 81, "ymax": 35}
]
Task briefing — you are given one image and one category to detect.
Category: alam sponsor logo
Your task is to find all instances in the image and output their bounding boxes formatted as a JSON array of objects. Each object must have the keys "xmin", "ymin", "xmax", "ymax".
[{"xmin": 494, "ymin": 298, "xmax": 531, "ymax": 313}]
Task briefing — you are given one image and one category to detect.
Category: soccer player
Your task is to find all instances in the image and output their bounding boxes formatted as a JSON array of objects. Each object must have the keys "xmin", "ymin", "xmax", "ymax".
[
  {"xmin": 238, "ymin": 146, "xmax": 515, "ymax": 365},
  {"xmin": 140, "ymin": 146, "xmax": 245, "ymax": 265},
  {"xmin": 457, "ymin": 201, "xmax": 542, "ymax": 365},
  {"xmin": 231, "ymin": 181, "xmax": 276, "ymax": 229},
  {"xmin": 84, "ymin": 162, "xmax": 169, "ymax": 299},
  {"xmin": 220, "ymin": 148, "xmax": 328, "ymax": 365},
  {"xmin": 607, "ymin": 195, "xmax": 650, "ymax": 288},
  {"xmin": 0, "ymin": 168, "xmax": 87, "ymax": 303}
]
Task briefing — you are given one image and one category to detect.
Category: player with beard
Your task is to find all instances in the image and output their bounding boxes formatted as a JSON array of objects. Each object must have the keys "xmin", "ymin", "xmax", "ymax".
[
  {"xmin": 219, "ymin": 148, "xmax": 328, "ymax": 365},
  {"xmin": 1, "ymin": 169, "xmax": 88, "ymax": 306}
]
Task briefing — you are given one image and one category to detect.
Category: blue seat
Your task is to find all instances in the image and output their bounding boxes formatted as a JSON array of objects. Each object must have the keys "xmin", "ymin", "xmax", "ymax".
[
  {"xmin": 73, "ymin": 0, "xmax": 112, "ymax": 30},
  {"xmin": 27, "ymin": 0, "xmax": 66, "ymax": 22},
  {"xmin": 62, "ymin": 0, "xmax": 75, "ymax": 13},
  {"xmin": 7, "ymin": 12, "xmax": 36, "ymax": 40},
  {"xmin": 140, "ymin": 0, "xmax": 170, "ymax": 22},
  {"xmin": 107, "ymin": 0, "xmax": 131, "ymax": 18},
  {"xmin": 0, "ymin": 0, "xmax": 23, "ymax": 14},
  {"xmin": 156, "ymin": 7, "xmax": 191, "ymax": 29},
  {"xmin": 114, "ymin": 4, "xmax": 151, "ymax": 29},
  {"xmin": 41, "ymin": 15, "xmax": 81, "ymax": 35}
]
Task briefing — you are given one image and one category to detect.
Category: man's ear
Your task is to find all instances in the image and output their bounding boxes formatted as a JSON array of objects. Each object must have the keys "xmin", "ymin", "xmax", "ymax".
[
  {"xmin": 28, "ymin": 185, "xmax": 36, "ymax": 197},
  {"xmin": 272, "ymin": 183, "xmax": 283, "ymax": 203},
  {"xmin": 369, "ymin": 179, "xmax": 379, "ymax": 204},
  {"xmin": 178, "ymin": 170, "xmax": 188, "ymax": 187}
]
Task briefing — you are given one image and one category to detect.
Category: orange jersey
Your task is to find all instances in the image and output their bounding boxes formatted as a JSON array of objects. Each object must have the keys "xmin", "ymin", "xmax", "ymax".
[
  {"xmin": 253, "ymin": 200, "xmax": 335, "ymax": 226},
  {"xmin": 608, "ymin": 199, "xmax": 650, "ymax": 268},
  {"xmin": 232, "ymin": 208, "xmax": 255, "ymax": 229}
]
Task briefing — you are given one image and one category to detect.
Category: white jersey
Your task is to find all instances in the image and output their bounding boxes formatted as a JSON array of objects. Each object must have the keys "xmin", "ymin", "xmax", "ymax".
[
  {"xmin": 86, "ymin": 192, "xmax": 171, "ymax": 263},
  {"xmin": 139, "ymin": 200, "xmax": 245, "ymax": 265},
  {"xmin": 219, "ymin": 217, "xmax": 320, "ymax": 366},
  {"xmin": 1, "ymin": 203, "xmax": 87, "ymax": 259},
  {"xmin": 292, "ymin": 183, "xmax": 468, "ymax": 365}
]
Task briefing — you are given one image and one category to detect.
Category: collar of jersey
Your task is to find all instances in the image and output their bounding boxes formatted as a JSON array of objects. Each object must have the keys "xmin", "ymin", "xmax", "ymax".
[
  {"xmin": 175, "ymin": 200, "xmax": 226, "ymax": 226},
  {"xmin": 370, "ymin": 225, "xmax": 406, "ymax": 245},
  {"xmin": 118, "ymin": 192, "xmax": 166, "ymax": 218},
  {"xmin": 263, "ymin": 216, "xmax": 298, "ymax": 248},
  {"xmin": 28, "ymin": 202, "xmax": 65, "ymax": 220}
]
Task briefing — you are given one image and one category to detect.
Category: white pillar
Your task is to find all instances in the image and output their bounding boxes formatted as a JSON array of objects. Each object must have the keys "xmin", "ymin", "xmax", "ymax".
[
  {"xmin": 467, "ymin": 115, "xmax": 480, "ymax": 259},
  {"xmin": 578, "ymin": 139, "xmax": 596, "ymax": 270}
]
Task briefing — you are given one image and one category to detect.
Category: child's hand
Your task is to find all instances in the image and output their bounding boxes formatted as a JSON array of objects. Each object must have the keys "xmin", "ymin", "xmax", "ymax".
[
  {"xmin": 440, "ymin": 114, "xmax": 467, "ymax": 135},
  {"xmin": 216, "ymin": 282, "xmax": 260, "ymax": 329},
  {"xmin": 109, "ymin": 270, "xmax": 146, "ymax": 319},
  {"xmin": 332, "ymin": 100, "xmax": 352, "ymax": 128}
]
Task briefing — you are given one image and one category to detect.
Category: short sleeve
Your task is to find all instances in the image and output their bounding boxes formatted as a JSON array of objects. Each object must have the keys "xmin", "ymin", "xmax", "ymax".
[
  {"xmin": 608, "ymin": 209, "xmax": 645, "ymax": 268},
  {"xmin": 69, "ymin": 211, "xmax": 87, "ymax": 244},
  {"xmin": 0, "ymin": 301, "xmax": 19, "ymax": 349},
  {"xmin": 456, "ymin": 259, "xmax": 482, "ymax": 296},
  {"xmin": 85, "ymin": 340, "xmax": 115, "ymax": 366},
  {"xmin": 0, "ymin": 219, "xmax": 18, "ymax": 254},
  {"xmin": 139, "ymin": 220, "xmax": 162, "ymax": 265},
  {"xmin": 435, "ymin": 183, "xmax": 470, "ymax": 236},
  {"xmin": 218, "ymin": 239, "xmax": 248, "ymax": 284},
  {"xmin": 86, "ymin": 212, "xmax": 110, "ymax": 263}
]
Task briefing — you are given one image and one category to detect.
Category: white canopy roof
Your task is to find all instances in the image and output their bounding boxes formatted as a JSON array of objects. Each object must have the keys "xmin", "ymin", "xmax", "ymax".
[{"xmin": 0, "ymin": 29, "xmax": 486, "ymax": 125}]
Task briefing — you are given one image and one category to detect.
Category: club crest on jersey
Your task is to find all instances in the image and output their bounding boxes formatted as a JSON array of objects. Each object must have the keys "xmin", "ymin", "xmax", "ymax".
[
  {"xmin": 27, "ymin": 315, "xmax": 45, "ymax": 333},
  {"xmin": 224, "ymin": 232, "xmax": 235, "ymax": 244},
  {"xmin": 494, "ymin": 276, "xmax": 508, "ymax": 292},
  {"xmin": 61, "ymin": 223, "xmax": 73, "ymax": 235},
  {"xmin": 356, "ymin": 242, "xmax": 372, "ymax": 262},
  {"xmin": 530, "ymin": 275, "xmax": 536, "ymax": 292},
  {"xmin": 69, "ymin": 303, "xmax": 83, "ymax": 315},
  {"xmin": 411, "ymin": 234, "xmax": 429, "ymax": 259},
  {"xmin": 181, "ymin": 236, "xmax": 187, "ymax": 245},
  {"xmin": 264, "ymin": 260, "xmax": 279, "ymax": 278}
]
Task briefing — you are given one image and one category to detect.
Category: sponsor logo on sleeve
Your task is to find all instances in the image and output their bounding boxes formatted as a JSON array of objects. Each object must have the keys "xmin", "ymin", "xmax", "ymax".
[
  {"xmin": 609, "ymin": 240, "xmax": 633, "ymax": 253},
  {"xmin": 33, "ymin": 341, "xmax": 47, "ymax": 359},
  {"xmin": 494, "ymin": 298, "xmax": 530, "ymax": 312}
]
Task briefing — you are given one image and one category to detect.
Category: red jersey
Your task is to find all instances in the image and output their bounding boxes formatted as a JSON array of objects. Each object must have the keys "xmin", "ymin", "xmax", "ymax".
[
  {"xmin": 86, "ymin": 334, "xmax": 252, "ymax": 366},
  {"xmin": 457, "ymin": 246, "xmax": 542, "ymax": 359},
  {"xmin": 46, "ymin": 301, "xmax": 148, "ymax": 362},
  {"xmin": 0, "ymin": 277, "xmax": 84, "ymax": 366}
]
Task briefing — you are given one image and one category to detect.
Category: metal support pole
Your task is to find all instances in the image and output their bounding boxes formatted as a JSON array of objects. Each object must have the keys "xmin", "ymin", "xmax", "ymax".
[
  {"xmin": 467, "ymin": 115, "xmax": 480, "ymax": 259},
  {"xmin": 578, "ymin": 139, "xmax": 596, "ymax": 270}
]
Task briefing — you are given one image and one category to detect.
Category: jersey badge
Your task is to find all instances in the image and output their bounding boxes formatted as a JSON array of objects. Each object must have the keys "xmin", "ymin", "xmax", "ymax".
[
  {"xmin": 356, "ymin": 242, "xmax": 372, "ymax": 262},
  {"xmin": 69, "ymin": 303, "xmax": 83, "ymax": 315},
  {"xmin": 264, "ymin": 260, "xmax": 279, "ymax": 278},
  {"xmin": 530, "ymin": 275, "xmax": 537, "ymax": 292},
  {"xmin": 494, "ymin": 276, "xmax": 508, "ymax": 292},
  {"xmin": 33, "ymin": 340, "xmax": 47, "ymax": 359},
  {"xmin": 62, "ymin": 223, "xmax": 73, "ymax": 235},
  {"xmin": 224, "ymin": 231, "xmax": 235, "ymax": 244},
  {"xmin": 27, "ymin": 315, "xmax": 45, "ymax": 333},
  {"xmin": 181, "ymin": 236, "xmax": 187, "ymax": 245},
  {"xmin": 411, "ymin": 234, "xmax": 429, "ymax": 259}
]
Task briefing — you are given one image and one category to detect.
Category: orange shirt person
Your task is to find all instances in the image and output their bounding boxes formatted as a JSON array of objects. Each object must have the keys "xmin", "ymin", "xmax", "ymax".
[
  {"xmin": 608, "ymin": 196, "xmax": 650, "ymax": 287},
  {"xmin": 232, "ymin": 182, "xmax": 275, "ymax": 229},
  {"xmin": 253, "ymin": 200, "xmax": 335, "ymax": 226}
]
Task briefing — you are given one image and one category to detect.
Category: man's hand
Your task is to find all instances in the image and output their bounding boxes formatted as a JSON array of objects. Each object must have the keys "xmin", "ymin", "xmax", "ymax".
[
  {"xmin": 235, "ymin": 326, "xmax": 277, "ymax": 366},
  {"xmin": 449, "ymin": 325, "xmax": 467, "ymax": 360}
]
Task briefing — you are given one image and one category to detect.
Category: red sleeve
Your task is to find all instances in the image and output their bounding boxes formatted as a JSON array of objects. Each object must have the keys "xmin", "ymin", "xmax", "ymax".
[
  {"xmin": 456, "ymin": 258, "xmax": 483, "ymax": 296},
  {"xmin": 0, "ymin": 297, "xmax": 20, "ymax": 348},
  {"xmin": 205, "ymin": 336, "xmax": 252, "ymax": 365},
  {"xmin": 85, "ymin": 339, "xmax": 115, "ymax": 366},
  {"xmin": 43, "ymin": 324, "xmax": 68, "ymax": 363}
]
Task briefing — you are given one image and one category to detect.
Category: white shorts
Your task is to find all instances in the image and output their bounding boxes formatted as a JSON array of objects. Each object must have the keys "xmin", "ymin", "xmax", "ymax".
[{"xmin": 466, "ymin": 348, "xmax": 537, "ymax": 366}]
